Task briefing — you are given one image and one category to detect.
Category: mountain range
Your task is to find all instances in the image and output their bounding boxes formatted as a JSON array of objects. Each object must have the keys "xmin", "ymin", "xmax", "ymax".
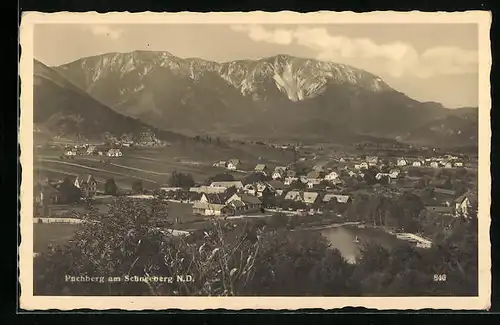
[{"xmin": 33, "ymin": 51, "xmax": 478, "ymax": 147}]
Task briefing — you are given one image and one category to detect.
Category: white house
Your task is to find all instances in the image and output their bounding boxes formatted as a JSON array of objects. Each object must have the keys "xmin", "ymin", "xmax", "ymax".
[
  {"xmin": 307, "ymin": 179, "xmax": 322, "ymax": 189},
  {"xmin": 397, "ymin": 158, "xmax": 407, "ymax": 166},
  {"xmin": 212, "ymin": 160, "xmax": 226, "ymax": 167},
  {"xmin": 430, "ymin": 161, "xmax": 439, "ymax": 168},
  {"xmin": 226, "ymin": 159, "xmax": 240, "ymax": 170},
  {"xmin": 303, "ymin": 192, "xmax": 319, "ymax": 205},
  {"xmin": 284, "ymin": 177, "xmax": 298, "ymax": 185},
  {"xmin": 284, "ymin": 190, "xmax": 303, "ymax": 202},
  {"xmin": 360, "ymin": 162, "xmax": 369, "ymax": 169},
  {"xmin": 375, "ymin": 173, "xmax": 390, "ymax": 180},
  {"xmin": 412, "ymin": 161, "xmax": 422, "ymax": 167},
  {"xmin": 192, "ymin": 201, "xmax": 231, "ymax": 216},
  {"xmin": 444, "ymin": 162, "xmax": 453, "ymax": 168},
  {"xmin": 325, "ymin": 171, "xmax": 339, "ymax": 181},
  {"xmin": 189, "ymin": 186, "xmax": 226, "ymax": 194},
  {"xmin": 107, "ymin": 148, "xmax": 123, "ymax": 157},
  {"xmin": 322, "ymin": 194, "xmax": 351, "ymax": 204},
  {"xmin": 389, "ymin": 169, "xmax": 400, "ymax": 179},
  {"xmin": 454, "ymin": 162, "xmax": 464, "ymax": 167},
  {"xmin": 285, "ymin": 191, "xmax": 319, "ymax": 205},
  {"xmin": 454, "ymin": 192, "xmax": 472, "ymax": 218},
  {"xmin": 366, "ymin": 156, "xmax": 379, "ymax": 166},
  {"xmin": 209, "ymin": 181, "xmax": 244, "ymax": 190},
  {"xmin": 272, "ymin": 166, "xmax": 287, "ymax": 180}
]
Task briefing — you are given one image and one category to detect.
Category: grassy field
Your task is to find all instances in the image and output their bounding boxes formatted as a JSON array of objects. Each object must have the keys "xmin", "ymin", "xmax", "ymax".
[
  {"xmin": 34, "ymin": 141, "xmax": 293, "ymax": 190},
  {"xmin": 33, "ymin": 223, "xmax": 81, "ymax": 253}
]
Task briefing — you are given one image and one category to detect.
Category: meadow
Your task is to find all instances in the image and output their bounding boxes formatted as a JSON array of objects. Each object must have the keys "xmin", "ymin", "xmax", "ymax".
[{"xmin": 34, "ymin": 140, "xmax": 294, "ymax": 190}]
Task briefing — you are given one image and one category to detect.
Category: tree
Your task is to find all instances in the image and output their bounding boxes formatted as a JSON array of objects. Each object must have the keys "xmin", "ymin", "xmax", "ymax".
[
  {"xmin": 104, "ymin": 178, "xmax": 118, "ymax": 196},
  {"xmin": 59, "ymin": 177, "xmax": 81, "ymax": 203},
  {"xmin": 206, "ymin": 173, "xmax": 235, "ymax": 184},
  {"xmin": 243, "ymin": 172, "xmax": 268, "ymax": 185},
  {"xmin": 169, "ymin": 172, "xmax": 195, "ymax": 188},
  {"xmin": 132, "ymin": 180, "xmax": 144, "ymax": 194},
  {"xmin": 363, "ymin": 166, "xmax": 379, "ymax": 185},
  {"xmin": 289, "ymin": 180, "xmax": 307, "ymax": 190}
]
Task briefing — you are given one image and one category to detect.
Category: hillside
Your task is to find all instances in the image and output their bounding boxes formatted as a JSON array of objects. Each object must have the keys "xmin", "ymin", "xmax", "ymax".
[
  {"xmin": 50, "ymin": 51, "xmax": 477, "ymax": 147},
  {"xmin": 33, "ymin": 59, "xmax": 184, "ymax": 142},
  {"xmin": 403, "ymin": 108, "xmax": 478, "ymax": 148}
]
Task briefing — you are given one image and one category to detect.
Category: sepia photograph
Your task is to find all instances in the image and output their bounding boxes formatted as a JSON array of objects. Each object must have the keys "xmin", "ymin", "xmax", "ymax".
[{"xmin": 19, "ymin": 11, "xmax": 491, "ymax": 310}]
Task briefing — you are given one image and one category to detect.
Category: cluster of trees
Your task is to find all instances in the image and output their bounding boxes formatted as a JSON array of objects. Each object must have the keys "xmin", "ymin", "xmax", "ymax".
[
  {"xmin": 168, "ymin": 172, "xmax": 195, "ymax": 188},
  {"xmin": 34, "ymin": 198, "xmax": 478, "ymax": 297},
  {"xmin": 205, "ymin": 173, "xmax": 235, "ymax": 184}
]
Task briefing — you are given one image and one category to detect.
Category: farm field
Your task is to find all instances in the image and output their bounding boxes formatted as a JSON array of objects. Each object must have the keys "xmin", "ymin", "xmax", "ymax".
[{"xmin": 34, "ymin": 141, "xmax": 293, "ymax": 189}]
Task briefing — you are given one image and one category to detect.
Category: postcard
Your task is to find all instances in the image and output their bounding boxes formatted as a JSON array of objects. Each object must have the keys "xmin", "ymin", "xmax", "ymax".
[{"xmin": 19, "ymin": 10, "xmax": 491, "ymax": 310}]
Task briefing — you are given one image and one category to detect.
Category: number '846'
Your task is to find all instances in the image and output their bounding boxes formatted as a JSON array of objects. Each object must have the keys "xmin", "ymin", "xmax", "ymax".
[{"xmin": 433, "ymin": 274, "xmax": 447, "ymax": 282}]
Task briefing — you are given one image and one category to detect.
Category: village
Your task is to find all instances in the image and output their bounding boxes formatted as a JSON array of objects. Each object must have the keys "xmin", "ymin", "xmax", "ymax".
[{"xmin": 33, "ymin": 146, "xmax": 478, "ymax": 252}]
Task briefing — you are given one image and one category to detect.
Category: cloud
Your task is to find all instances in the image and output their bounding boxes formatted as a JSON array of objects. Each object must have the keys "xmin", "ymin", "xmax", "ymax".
[
  {"xmin": 230, "ymin": 25, "xmax": 478, "ymax": 79},
  {"xmin": 85, "ymin": 25, "xmax": 122, "ymax": 40}
]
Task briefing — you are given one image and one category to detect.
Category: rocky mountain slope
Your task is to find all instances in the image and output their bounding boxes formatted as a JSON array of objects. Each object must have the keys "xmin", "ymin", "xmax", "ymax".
[
  {"xmin": 33, "ymin": 59, "xmax": 184, "ymax": 142},
  {"xmin": 45, "ymin": 51, "xmax": 477, "ymax": 147}
]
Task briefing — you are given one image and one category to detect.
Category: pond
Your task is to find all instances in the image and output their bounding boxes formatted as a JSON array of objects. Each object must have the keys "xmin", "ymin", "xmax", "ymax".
[{"xmin": 316, "ymin": 225, "xmax": 405, "ymax": 264}]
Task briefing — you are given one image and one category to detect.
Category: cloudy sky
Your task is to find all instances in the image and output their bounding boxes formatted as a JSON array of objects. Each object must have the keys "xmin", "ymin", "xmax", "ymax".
[{"xmin": 34, "ymin": 23, "xmax": 478, "ymax": 108}]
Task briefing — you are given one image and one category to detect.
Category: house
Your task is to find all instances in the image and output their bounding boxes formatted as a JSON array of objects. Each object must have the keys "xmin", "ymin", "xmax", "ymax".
[
  {"xmin": 299, "ymin": 176, "xmax": 309, "ymax": 183},
  {"xmin": 412, "ymin": 161, "xmax": 422, "ymax": 167},
  {"xmin": 397, "ymin": 158, "xmax": 408, "ymax": 166},
  {"xmin": 348, "ymin": 171, "xmax": 357, "ymax": 177},
  {"xmin": 159, "ymin": 187, "xmax": 182, "ymax": 194},
  {"xmin": 366, "ymin": 156, "xmax": 379, "ymax": 166},
  {"xmin": 265, "ymin": 180, "xmax": 287, "ymax": 196},
  {"xmin": 254, "ymin": 164, "xmax": 268, "ymax": 174},
  {"xmin": 284, "ymin": 191, "xmax": 303, "ymax": 202},
  {"xmin": 284, "ymin": 177, "xmax": 298, "ymax": 185},
  {"xmin": 107, "ymin": 148, "xmax": 123, "ymax": 157},
  {"xmin": 454, "ymin": 192, "xmax": 472, "ymax": 217},
  {"xmin": 86, "ymin": 145, "xmax": 97, "ymax": 155},
  {"xmin": 322, "ymin": 194, "xmax": 351, "ymax": 204},
  {"xmin": 375, "ymin": 173, "xmax": 390, "ymax": 180},
  {"xmin": 307, "ymin": 179, "xmax": 322, "ymax": 189},
  {"xmin": 73, "ymin": 174, "xmax": 97, "ymax": 198},
  {"xmin": 226, "ymin": 193, "xmax": 262, "ymax": 214},
  {"xmin": 210, "ymin": 181, "xmax": 244, "ymax": 190},
  {"xmin": 389, "ymin": 169, "xmax": 400, "ymax": 179},
  {"xmin": 303, "ymin": 192, "xmax": 319, "ymax": 205},
  {"xmin": 227, "ymin": 159, "xmax": 240, "ymax": 170},
  {"xmin": 359, "ymin": 162, "xmax": 369, "ymax": 169},
  {"xmin": 189, "ymin": 186, "xmax": 227, "ymax": 194},
  {"xmin": 212, "ymin": 160, "xmax": 227, "ymax": 168},
  {"xmin": 339, "ymin": 157, "xmax": 346, "ymax": 163},
  {"xmin": 325, "ymin": 171, "xmax": 339, "ymax": 181},
  {"xmin": 454, "ymin": 161, "xmax": 464, "ymax": 167},
  {"xmin": 430, "ymin": 161, "xmax": 439, "ymax": 168},
  {"xmin": 444, "ymin": 162, "xmax": 453, "ymax": 168},
  {"xmin": 286, "ymin": 170, "xmax": 297, "ymax": 178},
  {"xmin": 272, "ymin": 166, "xmax": 287, "ymax": 180},
  {"xmin": 243, "ymin": 183, "xmax": 257, "ymax": 196},
  {"xmin": 64, "ymin": 149, "xmax": 77, "ymax": 157},
  {"xmin": 192, "ymin": 201, "xmax": 232, "ymax": 216}
]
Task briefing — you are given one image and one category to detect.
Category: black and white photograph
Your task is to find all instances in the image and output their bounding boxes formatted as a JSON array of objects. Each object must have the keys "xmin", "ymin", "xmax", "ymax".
[{"xmin": 19, "ymin": 11, "xmax": 491, "ymax": 310}]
